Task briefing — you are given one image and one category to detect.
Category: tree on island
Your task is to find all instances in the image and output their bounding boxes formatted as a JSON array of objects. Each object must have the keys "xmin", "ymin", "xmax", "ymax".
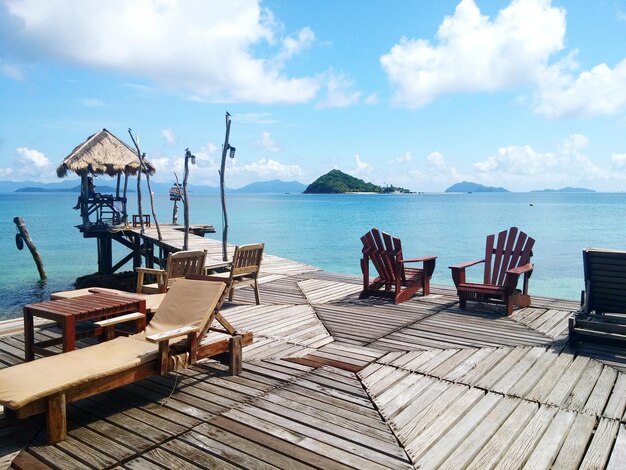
[{"xmin": 304, "ymin": 169, "xmax": 410, "ymax": 194}]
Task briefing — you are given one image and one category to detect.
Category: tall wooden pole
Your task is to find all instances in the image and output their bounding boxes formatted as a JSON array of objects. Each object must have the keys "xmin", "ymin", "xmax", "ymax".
[
  {"xmin": 14, "ymin": 217, "xmax": 46, "ymax": 280},
  {"xmin": 219, "ymin": 112, "xmax": 232, "ymax": 262},
  {"xmin": 183, "ymin": 150, "xmax": 192, "ymax": 250}
]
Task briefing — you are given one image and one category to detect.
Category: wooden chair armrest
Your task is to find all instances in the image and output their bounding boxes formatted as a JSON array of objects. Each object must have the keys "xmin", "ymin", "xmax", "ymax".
[
  {"xmin": 145, "ymin": 325, "xmax": 200, "ymax": 343},
  {"xmin": 93, "ymin": 312, "xmax": 145, "ymax": 328},
  {"xmin": 135, "ymin": 267, "xmax": 166, "ymax": 275},
  {"xmin": 507, "ymin": 263, "xmax": 534, "ymax": 276},
  {"xmin": 449, "ymin": 259, "xmax": 485, "ymax": 270},
  {"xmin": 399, "ymin": 256, "xmax": 437, "ymax": 264}
]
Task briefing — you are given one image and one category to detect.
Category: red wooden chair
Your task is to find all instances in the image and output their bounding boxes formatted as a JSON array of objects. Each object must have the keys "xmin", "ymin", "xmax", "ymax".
[
  {"xmin": 449, "ymin": 227, "xmax": 534, "ymax": 315},
  {"xmin": 359, "ymin": 228, "xmax": 436, "ymax": 304}
]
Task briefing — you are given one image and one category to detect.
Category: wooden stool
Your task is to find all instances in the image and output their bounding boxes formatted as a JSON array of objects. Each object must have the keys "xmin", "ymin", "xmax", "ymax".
[{"xmin": 132, "ymin": 214, "xmax": 151, "ymax": 227}]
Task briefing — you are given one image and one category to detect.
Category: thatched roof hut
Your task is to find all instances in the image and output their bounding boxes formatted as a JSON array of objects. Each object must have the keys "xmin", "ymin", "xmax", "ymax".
[{"xmin": 56, "ymin": 128, "xmax": 155, "ymax": 178}]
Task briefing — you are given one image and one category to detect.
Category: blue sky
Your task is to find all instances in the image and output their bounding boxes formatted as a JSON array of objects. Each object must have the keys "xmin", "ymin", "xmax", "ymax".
[{"xmin": 1, "ymin": 0, "xmax": 626, "ymax": 191}]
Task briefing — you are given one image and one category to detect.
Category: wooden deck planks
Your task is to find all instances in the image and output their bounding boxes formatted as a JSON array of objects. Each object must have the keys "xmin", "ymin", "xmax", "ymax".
[{"xmin": 3, "ymin": 240, "xmax": 626, "ymax": 469}]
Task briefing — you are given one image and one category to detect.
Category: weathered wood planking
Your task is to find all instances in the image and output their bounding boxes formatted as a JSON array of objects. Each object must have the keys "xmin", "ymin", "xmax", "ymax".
[
  {"xmin": 361, "ymin": 357, "xmax": 625, "ymax": 468},
  {"xmin": 369, "ymin": 346, "xmax": 626, "ymax": 418}
]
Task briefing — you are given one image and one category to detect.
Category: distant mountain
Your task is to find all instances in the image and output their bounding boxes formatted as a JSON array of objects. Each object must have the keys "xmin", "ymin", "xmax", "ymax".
[
  {"xmin": 530, "ymin": 187, "xmax": 596, "ymax": 193},
  {"xmin": 445, "ymin": 181, "xmax": 509, "ymax": 193},
  {"xmin": 304, "ymin": 169, "xmax": 411, "ymax": 194},
  {"xmin": 15, "ymin": 184, "xmax": 118, "ymax": 193},
  {"xmin": 233, "ymin": 180, "xmax": 307, "ymax": 193},
  {"xmin": 0, "ymin": 179, "xmax": 81, "ymax": 193}
]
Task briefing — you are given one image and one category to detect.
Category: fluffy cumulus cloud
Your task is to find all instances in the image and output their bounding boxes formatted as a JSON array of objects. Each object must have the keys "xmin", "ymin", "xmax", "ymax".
[
  {"xmin": 0, "ymin": 147, "xmax": 53, "ymax": 180},
  {"xmin": 17, "ymin": 147, "xmax": 50, "ymax": 167},
  {"xmin": 534, "ymin": 58, "xmax": 626, "ymax": 118},
  {"xmin": 254, "ymin": 132, "xmax": 280, "ymax": 152},
  {"xmin": 612, "ymin": 153, "xmax": 626, "ymax": 169},
  {"xmin": 381, "ymin": 0, "xmax": 565, "ymax": 108},
  {"xmin": 230, "ymin": 158, "xmax": 303, "ymax": 181},
  {"xmin": 2, "ymin": 0, "xmax": 323, "ymax": 104},
  {"xmin": 472, "ymin": 134, "xmax": 614, "ymax": 189}
]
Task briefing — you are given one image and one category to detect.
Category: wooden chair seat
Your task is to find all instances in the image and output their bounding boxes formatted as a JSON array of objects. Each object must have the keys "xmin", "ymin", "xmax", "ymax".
[{"xmin": 360, "ymin": 228, "xmax": 436, "ymax": 305}]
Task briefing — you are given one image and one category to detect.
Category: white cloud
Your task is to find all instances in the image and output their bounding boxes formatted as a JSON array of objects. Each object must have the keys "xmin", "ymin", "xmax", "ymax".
[
  {"xmin": 380, "ymin": 0, "xmax": 565, "ymax": 108},
  {"xmin": 17, "ymin": 147, "xmax": 50, "ymax": 167},
  {"xmin": 534, "ymin": 58, "xmax": 626, "ymax": 118},
  {"xmin": 364, "ymin": 93, "xmax": 379, "ymax": 105},
  {"xmin": 472, "ymin": 134, "xmax": 612, "ymax": 189},
  {"xmin": 4, "ymin": 0, "xmax": 322, "ymax": 104},
  {"xmin": 612, "ymin": 153, "xmax": 626, "ymax": 169},
  {"xmin": 230, "ymin": 158, "xmax": 303, "ymax": 180},
  {"xmin": 254, "ymin": 132, "xmax": 280, "ymax": 152},
  {"xmin": 161, "ymin": 128, "xmax": 176, "ymax": 146},
  {"xmin": 395, "ymin": 152, "xmax": 412, "ymax": 163},
  {"xmin": 317, "ymin": 72, "xmax": 362, "ymax": 108},
  {"xmin": 352, "ymin": 154, "xmax": 373, "ymax": 176}
]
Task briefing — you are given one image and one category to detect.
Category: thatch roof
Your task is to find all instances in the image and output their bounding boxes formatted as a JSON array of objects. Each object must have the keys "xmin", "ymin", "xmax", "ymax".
[{"xmin": 56, "ymin": 129, "xmax": 156, "ymax": 178}]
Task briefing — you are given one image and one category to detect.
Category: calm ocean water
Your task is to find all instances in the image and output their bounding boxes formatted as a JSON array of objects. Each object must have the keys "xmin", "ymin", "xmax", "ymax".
[{"xmin": 1, "ymin": 191, "xmax": 625, "ymax": 319}]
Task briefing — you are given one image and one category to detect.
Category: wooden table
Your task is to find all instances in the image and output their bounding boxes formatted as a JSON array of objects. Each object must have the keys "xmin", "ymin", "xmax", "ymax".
[{"xmin": 24, "ymin": 292, "xmax": 146, "ymax": 361}]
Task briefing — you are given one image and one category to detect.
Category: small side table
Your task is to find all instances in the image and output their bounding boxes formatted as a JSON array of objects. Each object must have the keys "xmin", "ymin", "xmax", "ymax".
[{"xmin": 24, "ymin": 292, "xmax": 146, "ymax": 361}]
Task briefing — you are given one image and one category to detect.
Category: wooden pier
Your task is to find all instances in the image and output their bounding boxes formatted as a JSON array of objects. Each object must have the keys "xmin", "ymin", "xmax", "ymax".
[{"xmin": 1, "ymin": 235, "xmax": 626, "ymax": 469}]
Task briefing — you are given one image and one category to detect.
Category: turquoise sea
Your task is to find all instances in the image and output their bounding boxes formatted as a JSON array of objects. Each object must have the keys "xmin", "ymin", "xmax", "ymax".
[{"xmin": 1, "ymin": 191, "xmax": 625, "ymax": 319}]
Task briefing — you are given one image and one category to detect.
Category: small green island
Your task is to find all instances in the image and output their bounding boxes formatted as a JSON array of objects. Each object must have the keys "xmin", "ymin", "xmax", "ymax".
[{"xmin": 304, "ymin": 169, "xmax": 411, "ymax": 194}]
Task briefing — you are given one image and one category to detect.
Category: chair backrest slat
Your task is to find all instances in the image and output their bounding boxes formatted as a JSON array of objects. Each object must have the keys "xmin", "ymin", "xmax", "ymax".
[
  {"xmin": 484, "ymin": 227, "xmax": 534, "ymax": 286},
  {"xmin": 583, "ymin": 248, "xmax": 626, "ymax": 314},
  {"xmin": 230, "ymin": 243, "xmax": 264, "ymax": 277},
  {"xmin": 166, "ymin": 250, "xmax": 207, "ymax": 283},
  {"xmin": 362, "ymin": 228, "xmax": 407, "ymax": 284}
]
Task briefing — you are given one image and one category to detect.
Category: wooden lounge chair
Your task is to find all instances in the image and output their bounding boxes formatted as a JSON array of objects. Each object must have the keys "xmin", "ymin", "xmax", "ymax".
[
  {"xmin": 449, "ymin": 226, "xmax": 534, "ymax": 316},
  {"xmin": 359, "ymin": 228, "xmax": 436, "ymax": 304},
  {"xmin": 0, "ymin": 277, "xmax": 252, "ymax": 444},
  {"xmin": 212, "ymin": 243, "xmax": 264, "ymax": 304},
  {"xmin": 569, "ymin": 248, "xmax": 626, "ymax": 347},
  {"xmin": 136, "ymin": 249, "xmax": 207, "ymax": 294}
]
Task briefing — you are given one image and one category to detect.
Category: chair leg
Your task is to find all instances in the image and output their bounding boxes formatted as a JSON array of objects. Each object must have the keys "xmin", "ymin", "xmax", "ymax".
[
  {"xmin": 459, "ymin": 297, "xmax": 467, "ymax": 309},
  {"xmin": 228, "ymin": 286, "xmax": 234, "ymax": 302},
  {"xmin": 505, "ymin": 298, "xmax": 514, "ymax": 316},
  {"xmin": 229, "ymin": 335, "xmax": 242, "ymax": 376},
  {"xmin": 253, "ymin": 279, "xmax": 260, "ymax": 305}
]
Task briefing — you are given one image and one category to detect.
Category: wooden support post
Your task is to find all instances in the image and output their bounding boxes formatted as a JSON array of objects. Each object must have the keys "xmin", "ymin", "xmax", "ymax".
[
  {"xmin": 13, "ymin": 217, "xmax": 46, "ymax": 280},
  {"xmin": 229, "ymin": 335, "xmax": 242, "ymax": 376},
  {"xmin": 47, "ymin": 392, "xmax": 67, "ymax": 444}
]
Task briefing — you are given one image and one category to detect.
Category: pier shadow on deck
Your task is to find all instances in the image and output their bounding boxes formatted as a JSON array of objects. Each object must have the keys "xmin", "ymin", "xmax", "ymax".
[{"xmin": 2, "ymin": 251, "xmax": 626, "ymax": 469}]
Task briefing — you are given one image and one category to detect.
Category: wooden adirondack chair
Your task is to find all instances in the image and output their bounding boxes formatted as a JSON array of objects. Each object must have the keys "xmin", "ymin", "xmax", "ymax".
[
  {"xmin": 359, "ymin": 228, "xmax": 436, "ymax": 304},
  {"xmin": 569, "ymin": 248, "xmax": 626, "ymax": 347},
  {"xmin": 212, "ymin": 244, "xmax": 264, "ymax": 304},
  {"xmin": 136, "ymin": 250, "xmax": 207, "ymax": 294},
  {"xmin": 449, "ymin": 227, "xmax": 534, "ymax": 315}
]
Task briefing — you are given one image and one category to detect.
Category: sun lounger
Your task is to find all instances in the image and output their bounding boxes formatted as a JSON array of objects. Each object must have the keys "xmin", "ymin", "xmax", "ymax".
[{"xmin": 0, "ymin": 278, "xmax": 252, "ymax": 444}]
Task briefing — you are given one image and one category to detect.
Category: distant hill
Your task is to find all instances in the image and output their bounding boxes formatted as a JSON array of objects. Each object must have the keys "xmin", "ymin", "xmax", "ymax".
[
  {"xmin": 5, "ymin": 179, "xmax": 306, "ymax": 195},
  {"xmin": 304, "ymin": 170, "xmax": 411, "ymax": 194},
  {"xmin": 233, "ymin": 180, "xmax": 307, "ymax": 193},
  {"xmin": 530, "ymin": 187, "xmax": 596, "ymax": 193},
  {"xmin": 445, "ymin": 181, "xmax": 509, "ymax": 193},
  {"xmin": 0, "ymin": 179, "xmax": 81, "ymax": 193},
  {"xmin": 15, "ymin": 184, "xmax": 118, "ymax": 193}
]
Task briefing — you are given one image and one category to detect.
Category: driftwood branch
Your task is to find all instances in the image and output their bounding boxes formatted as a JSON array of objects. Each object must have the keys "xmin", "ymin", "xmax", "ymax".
[
  {"xmin": 128, "ymin": 129, "xmax": 161, "ymax": 241},
  {"xmin": 14, "ymin": 217, "xmax": 46, "ymax": 280}
]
